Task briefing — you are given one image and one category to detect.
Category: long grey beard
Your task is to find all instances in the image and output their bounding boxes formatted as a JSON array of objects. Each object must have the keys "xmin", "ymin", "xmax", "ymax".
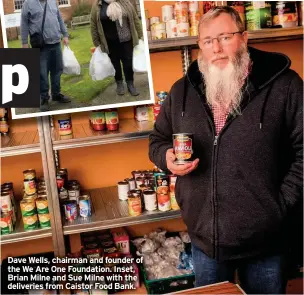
[{"xmin": 198, "ymin": 43, "xmax": 251, "ymax": 115}]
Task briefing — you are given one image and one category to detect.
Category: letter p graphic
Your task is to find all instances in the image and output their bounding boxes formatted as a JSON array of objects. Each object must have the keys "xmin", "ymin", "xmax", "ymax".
[{"xmin": 2, "ymin": 64, "xmax": 29, "ymax": 104}]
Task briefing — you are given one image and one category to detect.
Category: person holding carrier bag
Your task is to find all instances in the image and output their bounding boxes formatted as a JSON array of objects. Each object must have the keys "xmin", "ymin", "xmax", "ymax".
[{"xmin": 21, "ymin": 0, "xmax": 71, "ymax": 112}]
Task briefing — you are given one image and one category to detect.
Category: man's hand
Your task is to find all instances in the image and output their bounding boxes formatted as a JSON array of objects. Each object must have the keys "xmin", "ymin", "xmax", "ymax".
[
  {"xmin": 22, "ymin": 44, "xmax": 29, "ymax": 48},
  {"xmin": 166, "ymin": 148, "xmax": 199, "ymax": 176},
  {"xmin": 63, "ymin": 37, "xmax": 69, "ymax": 46}
]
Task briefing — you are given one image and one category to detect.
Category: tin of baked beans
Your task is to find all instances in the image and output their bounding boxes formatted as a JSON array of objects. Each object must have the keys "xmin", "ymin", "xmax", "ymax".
[
  {"xmin": 125, "ymin": 178, "xmax": 136, "ymax": 191},
  {"xmin": 143, "ymin": 190, "xmax": 157, "ymax": 211},
  {"xmin": 173, "ymin": 133, "xmax": 194, "ymax": 164},
  {"xmin": 118, "ymin": 181, "xmax": 129, "ymax": 201},
  {"xmin": 38, "ymin": 213, "xmax": 51, "ymax": 228},
  {"xmin": 23, "ymin": 169, "xmax": 36, "ymax": 180},
  {"xmin": 23, "ymin": 214, "xmax": 39, "ymax": 231},
  {"xmin": 157, "ymin": 193, "xmax": 171, "ymax": 211},
  {"xmin": 63, "ymin": 201, "xmax": 78, "ymax": 221},
  {"xmin": 20, "ymin": 198, "xmax": 36, "ymax": 216},
  {"xmin": 128, "ymin": 195, "xmax": 142, "ymax": 216},
  {"xmin": 0, "ymin": 212, "xmax": 13, "ymax": 234},
  {"xmin": 24, "ymin": 178, "xmax": 36, "ymax": 196},
  {"xmin": 35, "ymin": 196, "xmax": 49, "ymax": 214},
  {"xmin": 79, "ymin": 195, "xmax": 92, "ymax": 218}
]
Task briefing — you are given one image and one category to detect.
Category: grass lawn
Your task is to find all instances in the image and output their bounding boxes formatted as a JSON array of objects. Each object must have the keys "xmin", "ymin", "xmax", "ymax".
[{"xmin": 8, "ymin": 26, "xmax": 114, "ymax": 102}]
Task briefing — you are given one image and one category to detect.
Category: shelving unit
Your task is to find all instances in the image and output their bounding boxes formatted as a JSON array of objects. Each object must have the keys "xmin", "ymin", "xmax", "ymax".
[
  {"xmin": 63, "ymin": 186, "xmax": 181, "ymax": 235},
  {"xmin": 52, "ymin": 119, "xmax": 154, "ymax": 151},
  {"xmin": 149, "ymin": 27, "xmax": 304, "ymax": 52},
  {"xmin": 1, "ymin": 130, "xmax": 40, "ymax": 157}
]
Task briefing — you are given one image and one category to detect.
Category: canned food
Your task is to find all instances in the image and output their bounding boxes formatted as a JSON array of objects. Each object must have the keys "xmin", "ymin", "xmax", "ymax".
[
  {"xmin": 0, "ymin": 212, "xmax": 13, "ymax": 234},
  {"xmin": 0, "ymin": 118, "xmax": 9, "ymax": 134},
  {"xmin": 173, "ymin": 133, "xmax": 194, "ymax": 164},
  {"xmin": 105, "ymin": 109, "xmax": 119, "ymax": 131},
  {"xmin": 23, "ymin": 169, "xmax": 36, "ymax": 180},
  {"xmin": 144, "ymin": 176, "xmax": 155, "ymax": 188},
  {"xmin": 57, "ymin": 114, "xmax": 73, "ymax": 136},
  {"xmin": 36, "ymin": 197, "xmax": 49, "ymax": 214},
  {"xmin": 203, "ymin": 1, "xmax": 216, "ymax": 13},
  {"xmin": 22, "ymin": 215, "xmax": 39, "ymax": 231},
  {"xmin": 24, "ymin": 178, "xmax": 36, "ymax": 196},
  {"xmin": 57, "ymin": 168, "xmax": 69, "ymax": 188},
  {"xmin": 155, "ymin": 175, "xmax": 169, "ymax": 195},
  {"xmin": 125, "ymin": 178, "xmax": 136, "ymax": 191},
  {"xmin": 128, "ymin": 195, "xmax": 142, "ymax": 216},
  {"xmin": 20, "ymin": 198, "xmax": 36, "ymax": 216},
  {"xmin": 135, "ymin": 177, "xmax": 145, "ymax": 188},
  {"xmin": 157, "ymin": 194, "xmax": 171, "ymax": 211},
  {"xmin": 118, "ymin": 181, "xmax": 129, "ymax": 201},
  {"xmin": 0, "ymin": 108, "xmax": 8, "ymax": 119},
  {"xmin": 132, "ymin": 170, "xmax": 143, "ymax": 180},
  {"xmin": 0, "ymin": 192, "xmax": 13, "ymax": 212},
  {"xmin": 169, "ymin": 175, "xmax": 177, "ymax": 192},
  {"xmin": 64, "ymin": 201, "xmax": 78, "ymax": 221},
  {"xmin": 143, "ymin": 190, "xmax": 157, "ymax": 211},
  {"xmin": 153, "ymin": 104, "xmax": 161, "ymax": 121},
  {"xmin": 170, "ymin": 192, "xmax": 180, "ymax": 210},
  {"xmin": 38, "ymin": 213, "xmax": 51, "ymax": 228},
  {"xmin": 90, "ymin": 111, "xmax": 106, "ymax": 131},
  {"xmin": 79, "ymin": 195, "xmax": 92, "ymax": 218},
  {"xmin": 68, "ymin": 185, "xmax": 80, "ymax": 204},
  {"xmin": 37, "ymin": 190, "xmax": 47, "ymax": 196}
]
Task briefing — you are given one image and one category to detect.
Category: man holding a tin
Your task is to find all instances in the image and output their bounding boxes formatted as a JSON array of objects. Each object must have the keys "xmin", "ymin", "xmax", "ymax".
[{"xmin": 149, "ymin": 6, "xmax": 303, "ymax": 294}]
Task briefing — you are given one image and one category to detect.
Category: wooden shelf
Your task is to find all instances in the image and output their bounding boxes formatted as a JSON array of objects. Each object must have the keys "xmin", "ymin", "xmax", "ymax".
[
  {"xmin": 63, "ymin": 186, "xmax": 181, "ymax": 235},
  {"xmin": 149, "ymin": 26, "xmax": 304, "ymax": 52},
  {"xmin": 52, "ymin": 119, "xmax": 154, "ymax": 151},
  {"xmin": 1, "ymin": 130, "xmax": 40, "ymax": 157}
]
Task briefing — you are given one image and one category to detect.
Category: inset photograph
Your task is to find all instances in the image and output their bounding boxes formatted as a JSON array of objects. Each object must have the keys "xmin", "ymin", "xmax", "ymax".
[{"xmin": 2, "ymin": 0, "xmax": 153, "ymax": 118}]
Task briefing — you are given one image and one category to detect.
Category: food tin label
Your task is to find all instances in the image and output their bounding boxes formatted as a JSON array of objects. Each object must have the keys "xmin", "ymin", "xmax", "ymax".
[
  {"xmin": 128, "ymin": 197, "xmax": 142, "ymax": 216},
  {"xmin": 79, "ymin": 198, "xmax": 91, "ymax": 218},
  {"xmin": 143, "ymin": 191, "xmax": 157, "ymax": 211},
  {"xmin": 36, "ymin": 198, "xmax": 49, "ymax": 214},
  {"xmin": 24, "ymin": 179, "xmax": 37, "ymax": 196},
  {"xmin": 0, "ymin": 214, "xmax": 13, "ymax": 234},
  {"xmin": 58, "ymin": 119, "xmax": 72, "ymax": 134},
  {"xmin": 118, "ymin": 182, "xmax": 129, "ymax": 201},
  {"xmin": 23, "ymin": 215, "xmax": 38, "ymax": 231},
  {"xmin": 170, "ymin": 192, "xmax": 180, "ymax": 210},
  {"xmin": 173, "ymin": 134, "xmax": 194, "ymax": 164},
  {"xmin": 157, "ymin": 194, "xmax": 171, "ymax": 211},
  {"xmin": 38, "ymin": 214, "xmax": 51, "ymax": 228},
  {"xmin": 20, "ymin": 200, "xmax": 36, "ymax": 216},
  {"xmin": 64, "ymin": 202, "xmax": 78, "ymax": 221},
  {"xmin": 105, "ymin": 111, "xmax": 119, "ymax": 129},
  {"xmin": 0, "ymin": 194, "xmax": 13, "ymax": 212}
]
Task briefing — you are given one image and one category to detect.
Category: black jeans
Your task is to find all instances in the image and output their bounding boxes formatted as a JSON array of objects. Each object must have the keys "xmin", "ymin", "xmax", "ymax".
[
  {"xmin": 40, "ymin": 43, "xmax": 63, "ymax": 101},
  {"xmin": 107, "ymin": 39, "xmax": 133, "ymax": 82}
]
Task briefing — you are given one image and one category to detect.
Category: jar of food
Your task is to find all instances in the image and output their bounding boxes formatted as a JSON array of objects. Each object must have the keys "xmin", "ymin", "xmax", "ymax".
[
  {"xmin": 0, "ymin": 118, "xmax": 9, "ymax": 134},
  {"xmin": 90, "ymin": 110, "xmax": 106, "ymax": 131},
  {"xmin": 23, "ymin": 169, "xmax": 36, "ymax": 180},
  {"xmin": 105, "ymin": 109, "xmax": 119, "ymax": 131},
  {"xmin": 57, "ymin": 114, "xmax": 73, "ymax": 136},
  {"xmin": 24, "ymin": 178, "xmax": 37, "ymax": 196}
]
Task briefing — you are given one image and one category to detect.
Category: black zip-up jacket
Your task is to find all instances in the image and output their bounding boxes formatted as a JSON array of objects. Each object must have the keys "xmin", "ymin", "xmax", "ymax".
[{"xmin": 149, "ymin": 47, "xmax": 303, "ymax": 262}]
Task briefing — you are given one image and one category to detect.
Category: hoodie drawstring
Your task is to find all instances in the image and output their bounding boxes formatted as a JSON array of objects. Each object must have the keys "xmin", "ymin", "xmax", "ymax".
[
  {"xmin": 259, "ymin": 82, "xmax": 274, "ymax": 130},
  {"xmin": 182, "ymin": 77, "xmax": 188, "ymax": 117}
]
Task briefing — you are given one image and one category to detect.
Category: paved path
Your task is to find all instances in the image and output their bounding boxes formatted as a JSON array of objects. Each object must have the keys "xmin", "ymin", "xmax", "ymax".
[{"xmin": 15, "ymin": 72, "xmax": 150, "ymax": 115}]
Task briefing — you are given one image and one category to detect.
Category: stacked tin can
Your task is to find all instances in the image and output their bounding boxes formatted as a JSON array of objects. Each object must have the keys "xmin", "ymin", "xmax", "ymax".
[
  {"xmin": 0, "ymin": 108, "xmax": 9, "ymax": 135},
  {"xmin": 0, "ymin": 182, "xmax": 17, "ymax": 234},
  {"xmin": 188, "ymin": 1, "xmax": 200, "ymax": 36},
  {"xmin": 21, "ymin": 170, "xmax": 51, "ymax": 230},
  {"xmin": 56, "ymin": 168, "xmax": 92, "ymax": 221}
]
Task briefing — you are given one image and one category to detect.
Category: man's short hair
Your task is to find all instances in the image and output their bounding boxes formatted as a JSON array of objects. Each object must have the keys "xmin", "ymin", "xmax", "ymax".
[{"xmin": 199, "ymin": 6, "xmax": 245, "ymax": 37}]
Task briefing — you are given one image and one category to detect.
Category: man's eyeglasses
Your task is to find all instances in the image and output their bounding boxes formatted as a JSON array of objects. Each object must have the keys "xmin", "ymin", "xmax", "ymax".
[{"xmin": 198, "ymin": 31, "xmax": 244, "ymax": 49}]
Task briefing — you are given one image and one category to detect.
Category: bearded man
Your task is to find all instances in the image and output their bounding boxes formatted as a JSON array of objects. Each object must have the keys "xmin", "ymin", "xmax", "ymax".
[{"xmin": 149, "ymin": 6, "xmax": 303, "ymax": 294}]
